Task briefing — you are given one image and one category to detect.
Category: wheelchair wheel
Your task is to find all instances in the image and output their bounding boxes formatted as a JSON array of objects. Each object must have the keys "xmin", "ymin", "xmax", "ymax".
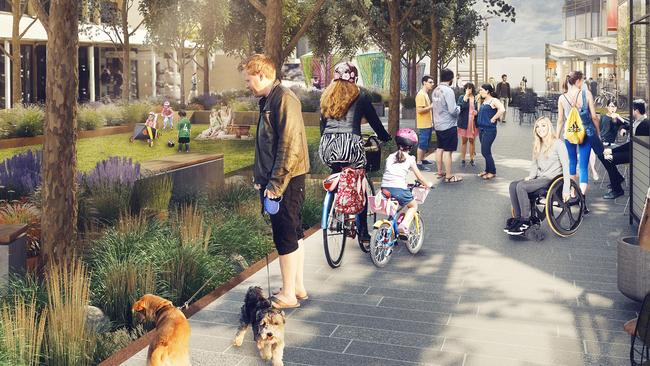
[{"xmin": 545, "ymin": 178, "xmax": 584, "ymax": 237}]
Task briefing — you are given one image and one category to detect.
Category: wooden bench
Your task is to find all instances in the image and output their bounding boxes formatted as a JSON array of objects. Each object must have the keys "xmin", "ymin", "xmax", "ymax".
[
  {"xmin": 140, "ymin": 153, "xmax": 225, "ymax": 199},
  {"xmin": 0, "ymin": 224, "xmax": 28, "ymax": 286}
]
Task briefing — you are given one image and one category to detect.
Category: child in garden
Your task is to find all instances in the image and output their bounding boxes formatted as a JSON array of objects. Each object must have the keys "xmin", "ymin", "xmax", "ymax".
[
  {"xmin": 177, "ymin": 110, "xmax": 191, "ymax": 152},
  {"xmin": 144, "ymin": 111, "xmax": 158, "ymax": 147},
  {"xmin": 381, "ymin": 128, "xmax": 432, "ymax": 236},
  {"xmin": 162, "ymin": 101, "xmax": 174, "ymax": 129}
]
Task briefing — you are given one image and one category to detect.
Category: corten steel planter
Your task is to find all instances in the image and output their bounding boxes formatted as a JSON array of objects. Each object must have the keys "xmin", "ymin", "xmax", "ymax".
[
  {"xmin": 0, "ymin": 224, "xmax": 28, "ymax": 286},
  {"xmin": 0, "ymin": 125, "xmax": 133, "ymax": 149},
  {"xmin": 189, "ymin": 110, "xmax": 211, "ymax": 124},
  {"xmin": 617, "ymin": 236, "xmax": 650, "ymax": 302}
]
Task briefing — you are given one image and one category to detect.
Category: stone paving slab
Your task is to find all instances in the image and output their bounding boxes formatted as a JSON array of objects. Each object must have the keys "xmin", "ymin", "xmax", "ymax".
[{"xmin": 122, "ymin": 119, "xmax": 640, "ymax": 365}]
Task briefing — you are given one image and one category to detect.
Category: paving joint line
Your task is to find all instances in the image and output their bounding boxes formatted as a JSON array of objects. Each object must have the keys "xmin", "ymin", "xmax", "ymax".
[
  {"xmin": 376, "ymin": 296, "xmax": 384, "ymax": 307},
  {"xmin": 341, "ymin": 339, "xmax": 353, "ymax": 354},
  {"xmin": 328, "ymin": 324, "xmax": 340, "ymax": 337},
  {"xmin": 439, "ymin": 337, "xmax": 446, "ymax": 352}
]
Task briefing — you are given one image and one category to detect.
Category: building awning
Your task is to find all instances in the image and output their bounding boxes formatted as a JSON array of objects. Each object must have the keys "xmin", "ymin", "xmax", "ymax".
[
  {"xmin": 548, "ymin": 37, "xmax": 617, "ymax": 61},
  {"xmin": 0, "ymin": 12, "xmax": 194, "ymax": 48}
]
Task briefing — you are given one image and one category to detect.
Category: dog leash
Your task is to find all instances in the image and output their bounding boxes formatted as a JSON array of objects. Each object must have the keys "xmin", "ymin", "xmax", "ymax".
[
  {"xmin": 266, "ymin": 253, "xmax": 272, "ymax": 299},
  {"xmin": 179, "ymin": 271, "xmax": 221, "ymax": 310}
]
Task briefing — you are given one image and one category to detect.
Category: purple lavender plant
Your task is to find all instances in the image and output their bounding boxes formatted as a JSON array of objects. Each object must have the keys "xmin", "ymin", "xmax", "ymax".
[
  {"xmin": 82, "ymin": 157, "xmax": 141, "ymax": 191},
  {"xmin": 0, "ymin": 150, "xmax": 42, "ymax": 198}
]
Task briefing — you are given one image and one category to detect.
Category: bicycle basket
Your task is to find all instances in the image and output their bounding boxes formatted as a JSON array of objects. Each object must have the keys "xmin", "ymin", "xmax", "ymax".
[
  {"xmin": 364, "ymin": 136, "xmax": 382, "ymax": 172},
  {"xmin": 413, "ymin": 187, "xmax": 430, "ymax": 204},
  {"xmin": 368, "ymin": 195, "xmax": 398, "ymax": 216}
]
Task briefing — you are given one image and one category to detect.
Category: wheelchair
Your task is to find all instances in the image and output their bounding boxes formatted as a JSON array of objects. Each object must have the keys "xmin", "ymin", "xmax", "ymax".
[{"xmin": 511, "ymin": 175, "xmax": 585, "ymax": 241}]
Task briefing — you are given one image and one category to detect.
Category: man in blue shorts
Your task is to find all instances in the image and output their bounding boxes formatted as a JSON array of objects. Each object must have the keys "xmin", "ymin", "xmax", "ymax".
[{"xmin": 415, "ymin": 75, "xmax": 435, "ymax": 171}]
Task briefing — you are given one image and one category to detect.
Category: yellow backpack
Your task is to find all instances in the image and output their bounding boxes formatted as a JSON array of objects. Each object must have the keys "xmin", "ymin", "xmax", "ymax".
[{"xmin": 563, "ymin": 93, "xmax": 586, "ymax": 145}]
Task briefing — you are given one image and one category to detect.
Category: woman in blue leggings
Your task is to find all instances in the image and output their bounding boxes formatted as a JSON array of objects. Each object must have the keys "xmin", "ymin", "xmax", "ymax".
[{"xmin": 556, "ymin": 71, "xmax": 601, "ymax": 213}]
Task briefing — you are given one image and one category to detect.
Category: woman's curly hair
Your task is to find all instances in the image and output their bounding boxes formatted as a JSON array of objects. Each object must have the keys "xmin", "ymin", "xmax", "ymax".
[{"xmin": 320, "ymin": 81, "xmax": 360, "ymax": 120}]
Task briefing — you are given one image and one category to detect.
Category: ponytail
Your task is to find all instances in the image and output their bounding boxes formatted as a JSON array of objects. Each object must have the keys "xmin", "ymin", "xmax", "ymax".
[
  {"xmin": 394, "ymin": 145, "xmax": 409, "ymax": 163},
  {"xmin": 481, "ymin": 83, "xmax": 497, "ymax": 98}
]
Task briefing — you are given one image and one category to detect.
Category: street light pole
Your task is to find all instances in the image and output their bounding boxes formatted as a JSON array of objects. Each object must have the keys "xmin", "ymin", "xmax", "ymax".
[{"xmin": 485, "ymin": 22, "xmax": 489, "ymax": 83}]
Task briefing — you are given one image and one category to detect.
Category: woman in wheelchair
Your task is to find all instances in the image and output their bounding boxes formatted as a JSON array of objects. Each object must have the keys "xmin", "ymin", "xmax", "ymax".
[{"xmin": 505, "ymin": 117, "xmax": 571, "ymax": 235}]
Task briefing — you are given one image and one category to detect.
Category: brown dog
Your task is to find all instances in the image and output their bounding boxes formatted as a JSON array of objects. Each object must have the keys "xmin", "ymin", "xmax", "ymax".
[{"xmin": 132, "ymin": 294, "xmax": 191, "ymax": 366}]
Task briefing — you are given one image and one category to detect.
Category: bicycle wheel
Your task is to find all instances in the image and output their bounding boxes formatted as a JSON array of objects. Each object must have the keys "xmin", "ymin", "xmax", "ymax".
[
  {"xmin": 357, "ymin": 178, "xmax": 376, "ymax": 253},
  {"xmin": 323, "ymin": 193, "xmax": 347, "ymax": 268},
  {"xmin": 405, "ymin": 213, "xmax": 424, "ymax": 254},
  {"xmin": 370, "ymin": 222, "xmax": 394, "ymax": 268}
]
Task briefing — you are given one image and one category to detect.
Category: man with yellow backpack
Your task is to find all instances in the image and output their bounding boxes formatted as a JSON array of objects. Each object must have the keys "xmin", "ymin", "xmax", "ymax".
[{"xmin": 556, "ymin": 71, "xmax": 602, "ymax": 214}]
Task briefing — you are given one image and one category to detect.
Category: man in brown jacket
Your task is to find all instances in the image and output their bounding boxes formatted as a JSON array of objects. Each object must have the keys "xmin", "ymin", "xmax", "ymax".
[{"xmin": 242, "ymin": 54, "xmax": 310, "ymax": 309}]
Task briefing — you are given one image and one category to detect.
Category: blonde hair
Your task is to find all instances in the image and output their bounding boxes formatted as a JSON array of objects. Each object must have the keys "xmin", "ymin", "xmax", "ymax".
[
  {"xmin": 532, "ymin": 116, "xmax": 557, "ymax": 160},
  {"xmin": 320, "ymin": 81, "xmax": 360, "ymax": 120},
  {"xmin": 241, "ymin": 54, "xmax": 276, "ymax": 80}
]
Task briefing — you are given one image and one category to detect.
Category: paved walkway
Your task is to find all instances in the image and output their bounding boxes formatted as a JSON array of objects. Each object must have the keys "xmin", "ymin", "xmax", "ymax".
[{"xmin": 124, "ymin": 118, "xmax": 638, "ymax": 366}]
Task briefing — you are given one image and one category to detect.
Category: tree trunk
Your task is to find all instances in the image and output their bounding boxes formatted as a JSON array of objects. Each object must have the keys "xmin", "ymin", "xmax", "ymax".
[
  {"xmin": 387, "ymin": 0, "xmax": 401, "ymax": 136},
  {"xmin": 203, "ymin": 49, "xmax": 210, "ymax": 95},
  {"xmin": 41, "ymin": 0, "xmax": 79, "ymax": 265},
  {"xmin": 122, "ymin": 5, "xmax": 130, "ymax": 102},
  {"xmin": 265, "ymin": 0, "xmax": 283, "ymax": 74},
  {"xmin": 178, "ymin": 48, "xmax": 186, "ymax": 104},
  {"xmin": 408, "ymin": 52, "xmax": 417, "ymax": 97},
  {"xmin": 12, "ymin": 3, "xmax": 22, "ymax": 105},
  {"xmin": 429, "ymin": 17, "xmax": 439, "ymax": 85}
]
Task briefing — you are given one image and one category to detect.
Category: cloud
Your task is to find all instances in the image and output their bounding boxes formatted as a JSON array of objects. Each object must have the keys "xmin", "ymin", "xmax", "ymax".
[{"xmin": 485, "ymin": 0, "xmax": 564, "ymax": 58}]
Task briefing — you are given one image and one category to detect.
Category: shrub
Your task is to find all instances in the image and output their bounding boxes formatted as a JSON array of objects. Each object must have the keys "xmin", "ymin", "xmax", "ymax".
[
  {"xmin": 78, "ymin": 106, "xmax": 104, "ymax": 130},
  {"xmin": 120, "ymin": 102, "xmax": 152, "ymax": 125},
  {"xmin": 175, "ymin": 204, "xmax": 211, "ymax": 250},
  {"xmin": 402, "ymin": 96, "xmax": 416, "ymax": 109},
  {"xmin": 308, "ymin": 141, "xmax": 329, "ymax": 175},
  {"xmin": 0, "ymin": 150, "xmax": 43, "ymax": 198},
  {"xmin": 367, "ymin": 89, "xmax": 383, "ymax": 103},
  {"xmin": 0, "ymin": 294, "xmax": 47, "ymax": 366},
  {"xmin": 186, "ymin": 103, "xmax": 204, "ymax": 111},
  {"xmin": 231, "ymin": 99, "xmax": 258, "ymax": 112},
  {"xmin": 97, "ymin": 105, "xmax": 123, "ymax": 126},
  {"xmin": 209, "ymin": 213, "xmax": 273, "ymax": 265},
  {"xmin": 301, "ymin": 180, "xmax": 324, "ymax": 229},
  {"xmin": 155, "ymin": 243, "xmax": 233, "ymax": 305},
  {"xmin": 45, "ymin": 259, "xmax": 96, "ymax": 366},
  {"xmin": 191, "ymin": 94, "xmax": 219, "ymax": 110},
  {"xmin": 80, "ymin": 157, "xmax": 141, "ymax": 223},
  {"xmin": 131, "ymin": 175, "xmax": 173, "ymax": 216},
  {"xmin": 208, "ymin": 184, "xmax": 258, "ymax": 212},
  {"xmin": 93, "ymin": 327, "xmax": 143, "ymax": 364},
  {"xmin": 290, "ymin": 86, "xmax": 321, "ymax": 112},
  {"xmin": 0, "ymin": 203, "xmax": 41, "ymax": 257},
  {"xmin": 13, "ymin": 106, "xmax": 45, "ymax": 137}
]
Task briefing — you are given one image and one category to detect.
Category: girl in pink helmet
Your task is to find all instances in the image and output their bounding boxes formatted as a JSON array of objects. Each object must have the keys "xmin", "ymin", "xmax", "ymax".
[
  {"xmin": 381, "ymin": 128, "xmax": 433, "ymax": 236},
  {"xmin": 162, "ymin": 101, "xmax": 174, "ymax": 129}
]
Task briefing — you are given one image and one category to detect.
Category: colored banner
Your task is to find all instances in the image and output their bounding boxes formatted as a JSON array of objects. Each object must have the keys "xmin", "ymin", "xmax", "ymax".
[{"xmin": 607, "ymin": 0, "xmax": 618, "ymax": 31}]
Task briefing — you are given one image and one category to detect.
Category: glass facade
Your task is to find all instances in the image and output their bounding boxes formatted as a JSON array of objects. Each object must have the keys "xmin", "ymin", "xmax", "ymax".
[{"xmin": 563, "ymin": 0, "xmax": 606, "ymax": 40}]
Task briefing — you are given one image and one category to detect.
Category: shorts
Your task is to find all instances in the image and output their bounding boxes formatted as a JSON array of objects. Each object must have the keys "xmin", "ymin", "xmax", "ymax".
[
  {"xmin": 417, "ymin": 128, "xmax": 433, "ymax": 150},
  {"xmin": 382, "ymin": 187, "xmax": 414, "ymax": 207},
  {"xmin": 435, "ymin": 127, "xmax": 458, "ymax": 152},
  {"xmin": 178, "ymin": 137, "xmax": 190, "ymax": 144},
  {"xmin": 264, "ymin": 175, "xmax": 306, "ymax": 255}
]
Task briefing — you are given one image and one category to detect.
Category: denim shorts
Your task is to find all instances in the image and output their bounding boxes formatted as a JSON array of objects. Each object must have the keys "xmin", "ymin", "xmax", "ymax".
[
  {"xmin": 382, "ymin": 187, "xmax": 414, "ymax": 207},
  {"xmin": 418, "ymin": 128, "xmax": 433, "ymax": 150}
]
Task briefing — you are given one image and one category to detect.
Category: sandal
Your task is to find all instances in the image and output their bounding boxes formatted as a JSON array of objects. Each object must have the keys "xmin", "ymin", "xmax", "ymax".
[
  {"xmin": 436, "ymin": 172, "xmax": 445, "ymax": 179},
  {"xmin": 482, "ymin": 174, "xmax": 496, "ymax": 180},
  {"xmin": 270, "ymin": 296, "xmax": 301, "ymax": 309},
  {"xmin": 478, "ymin": 172, "xmax": 488, "ymax": 177},
  {"xmin": 444, "ymin": 175, "xmax": 463, "ymax": 183},
  {"xmin": 272, "ymin": 288, "xmax": 309, "ymax": 301}
]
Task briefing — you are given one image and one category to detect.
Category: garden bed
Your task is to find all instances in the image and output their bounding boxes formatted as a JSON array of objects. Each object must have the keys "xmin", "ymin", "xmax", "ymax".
[
  {"xmin": 0, "ymin": 125, "xmax": 134, "ymax": 149},
  {"xmin": 233, "ymin": 111, "xmax": 321, "ymax": 126}
]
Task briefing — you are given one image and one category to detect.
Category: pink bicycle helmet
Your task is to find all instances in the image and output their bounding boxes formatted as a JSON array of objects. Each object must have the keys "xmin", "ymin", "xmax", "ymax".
[{"xmin": 395, "ymin": 128, "xmax": 418, "ymax": 148}]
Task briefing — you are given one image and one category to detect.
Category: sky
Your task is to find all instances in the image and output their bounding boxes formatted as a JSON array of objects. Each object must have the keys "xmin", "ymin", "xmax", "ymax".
[{"xmin": 486, "ymin": 0, "xmax": 564, "ymax": 59}]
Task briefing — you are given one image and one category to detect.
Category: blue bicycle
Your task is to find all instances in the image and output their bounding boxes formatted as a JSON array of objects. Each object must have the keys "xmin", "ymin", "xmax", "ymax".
[{"xmin": 369, "ymin": 182, "xmax": 430, "ymax": 268}]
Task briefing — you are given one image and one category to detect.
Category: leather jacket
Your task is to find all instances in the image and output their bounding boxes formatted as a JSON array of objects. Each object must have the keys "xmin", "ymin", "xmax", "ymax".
[{"xmin": 254, "ymin": 81, "xmax": 310, "ymax": 195}]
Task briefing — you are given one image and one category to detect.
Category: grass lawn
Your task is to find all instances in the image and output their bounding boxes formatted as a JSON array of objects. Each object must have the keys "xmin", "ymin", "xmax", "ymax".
[{"xmin": 0, "ymin": 125, "xmax": 322, "ymax": 173}]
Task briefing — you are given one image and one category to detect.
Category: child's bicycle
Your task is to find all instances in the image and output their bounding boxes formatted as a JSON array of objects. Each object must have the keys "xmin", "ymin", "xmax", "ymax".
[{"xmin": 368, "ymin": 181, "xmax": 430, "ymax": 268}]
